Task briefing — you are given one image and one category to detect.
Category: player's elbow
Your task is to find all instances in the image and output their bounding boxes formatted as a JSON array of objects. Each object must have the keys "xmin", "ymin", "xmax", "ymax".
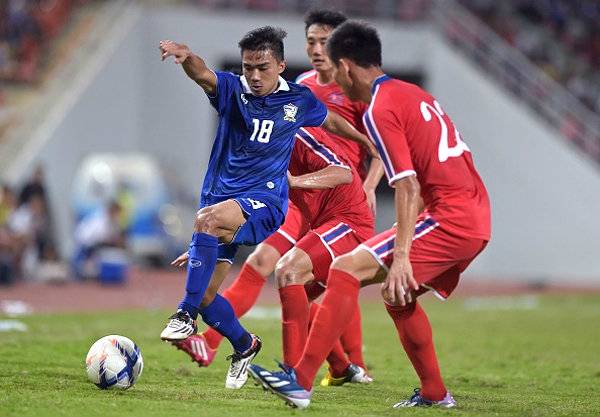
[{"xmin": 393, "ymin": 174, "xmax": 420, "ymax": 199}]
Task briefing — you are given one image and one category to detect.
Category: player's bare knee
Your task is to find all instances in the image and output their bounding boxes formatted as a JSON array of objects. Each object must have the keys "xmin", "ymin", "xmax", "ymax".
[
  {"xmin": 331, "ymin": 253, "xmax": 359, "ymax": 276},
  {"xmin": 246, "ymin": 250, "xmax": 273, "ymax": 278},
  {"xmin": 275, "ymin": 260, "xmax": 304, "ymax": 288},
  {"xmin": 196, "ymin": 209, "xmax": 220, "ymax": 235}
]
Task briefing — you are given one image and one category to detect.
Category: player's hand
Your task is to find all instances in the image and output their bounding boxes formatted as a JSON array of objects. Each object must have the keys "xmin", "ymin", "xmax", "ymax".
[
  {"xmin": 159, "ymin": 40, "xmax": 191, "ymax": 64},
  {"xmin": 171, "ymin": 251, "xmax": 189, "ymax": 268},
  {"xmin": 381, "ymin": 255, "xmax": 418, "ymax": 306},
  {"xmin": 364, "ymin": 186, "xmax": 377, "ymax": 215}
]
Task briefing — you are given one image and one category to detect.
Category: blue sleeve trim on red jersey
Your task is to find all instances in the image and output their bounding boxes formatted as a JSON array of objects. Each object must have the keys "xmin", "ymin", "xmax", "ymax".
[
  {"xmin": 363, "ymin": 108, "xmax": 394, "ymax": 179},
  {"xmin": 295, "ymin": 129, "xmax": 348, "ymax": 168}
]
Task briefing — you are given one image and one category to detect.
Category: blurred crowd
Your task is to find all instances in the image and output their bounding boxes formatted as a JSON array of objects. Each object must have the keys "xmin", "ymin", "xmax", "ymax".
[
  {"xmin": 0, "ymin": 0, "xmax": 78, "ymax": 83},
  {"xmin": 0, "ymin": 167, "xmax": 58, "ymax": 285},
  {"xmin": 460, "ymin": 0, "xmax": 600, "ymax": 115},
  {"xmin": 186, "ymin": 0, "xmax": 431, "ymax": 21},
  {"xmin": 0, "ymin": 165, "xmax": 129, "ymax": 286}
]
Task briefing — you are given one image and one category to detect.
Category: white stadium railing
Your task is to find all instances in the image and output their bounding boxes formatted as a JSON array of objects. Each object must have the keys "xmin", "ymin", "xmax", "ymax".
[{"xmin": 430, "ymin": 0, "xmax": 600, "ymax": 165}]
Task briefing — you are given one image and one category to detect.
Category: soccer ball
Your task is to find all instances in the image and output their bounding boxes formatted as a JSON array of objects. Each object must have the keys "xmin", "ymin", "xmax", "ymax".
[{"xmin": 85, "ymin": 335, "xmax": 143, "ymax": 389}]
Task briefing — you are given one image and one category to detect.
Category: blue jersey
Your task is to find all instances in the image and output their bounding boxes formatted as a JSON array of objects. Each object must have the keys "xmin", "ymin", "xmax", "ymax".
[{"xmin": 200, "ymin": 71, "xmax": 328, "ymax": 213}]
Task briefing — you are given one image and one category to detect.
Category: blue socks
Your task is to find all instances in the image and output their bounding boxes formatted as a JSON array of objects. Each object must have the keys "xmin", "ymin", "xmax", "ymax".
[
  {"xmin": 200, "ymin": 294, "xmax": 252, "ymax": 353},
  {"xmin": 178, "ymin": 232, "xmax": 218, "ymax": 319}
]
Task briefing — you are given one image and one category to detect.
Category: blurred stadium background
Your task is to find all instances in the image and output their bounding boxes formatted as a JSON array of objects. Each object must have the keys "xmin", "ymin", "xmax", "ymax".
[
  {"xmin": 1, "ymin": 1, "xmax": 599, "ymax": 415},
  {"xmin": 1, "ymin": 0, "xmax": 599, "ymax": 296}
]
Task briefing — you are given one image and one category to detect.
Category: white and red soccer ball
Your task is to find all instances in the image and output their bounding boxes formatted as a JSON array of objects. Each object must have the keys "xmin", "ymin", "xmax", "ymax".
[{"xmin": 85, "ymin": 335, "xmax": 143, "ymax": 389}]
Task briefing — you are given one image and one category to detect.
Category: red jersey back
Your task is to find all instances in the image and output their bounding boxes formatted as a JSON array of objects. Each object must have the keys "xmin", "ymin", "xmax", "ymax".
[
  {"xmin": 297, "ymin": 70, "xmax": 369, "ymax": 179},
  {"xmin": 363, "ymin": 75, "xmax": 491, "ymax": 240},
  {"xmin": 289, "ymin": 126, "xmax": 374, "ymax": 241}
]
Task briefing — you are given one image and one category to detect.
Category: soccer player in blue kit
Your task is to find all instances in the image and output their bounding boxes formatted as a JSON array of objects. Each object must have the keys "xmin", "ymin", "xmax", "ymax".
[{"xmin": 158, "ymin": 27, "xmax": 376, "ymax": 389}]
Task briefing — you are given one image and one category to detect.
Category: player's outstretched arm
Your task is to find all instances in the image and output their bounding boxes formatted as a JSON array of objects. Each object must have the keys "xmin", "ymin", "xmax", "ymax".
[
  {"xmin": 321, "ymin": 111, "xmax": 379, "ymax": 159},
  {"xmin": 363, "ymin": 158, "xmax": 384, "ymax": 215},
  {"xmin": 159, "ymin": 40, "xmax": 217, "ymax": 95},
  {"xmin": 288, "ymin": 166, "xmax": 352, "ymax": 190},
  {"xmin": 381, "ymin": 175, "xmax": 421, "ymax": 307}
]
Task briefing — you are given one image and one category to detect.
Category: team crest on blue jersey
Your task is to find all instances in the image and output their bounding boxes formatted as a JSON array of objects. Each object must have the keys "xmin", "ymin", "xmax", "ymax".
[{"xmin": 283, "ymin": 103, "xmax": 298, "ymax": 122}]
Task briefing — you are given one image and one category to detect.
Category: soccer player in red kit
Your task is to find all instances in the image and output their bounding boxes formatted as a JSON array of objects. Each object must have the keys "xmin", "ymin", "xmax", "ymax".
[
  {"xmin": 249, "ymin": 21, "xmax": 491, "ymax": 409},
  {"xmin": 172, "ymin": 10, "xmax": 379, "ymax": 386},
  {"xmin": 174, "ymin": 126, "xmax": 374, "ymax": 383}
]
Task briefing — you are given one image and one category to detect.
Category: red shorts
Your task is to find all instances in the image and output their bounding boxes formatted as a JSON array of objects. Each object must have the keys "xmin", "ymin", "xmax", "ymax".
[
  {"xmin": 264, "ymin": 203, "xmax": 363, "ymax": 283},
  {"xmin": 360, "ymin": 214, "xmax": 488, "ymax": 300}
]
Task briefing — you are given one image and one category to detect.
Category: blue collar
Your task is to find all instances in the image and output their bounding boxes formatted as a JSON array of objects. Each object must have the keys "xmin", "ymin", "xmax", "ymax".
[{"xmin": 371, "ymin": 74, "xmax": 391, "ymax": 94}]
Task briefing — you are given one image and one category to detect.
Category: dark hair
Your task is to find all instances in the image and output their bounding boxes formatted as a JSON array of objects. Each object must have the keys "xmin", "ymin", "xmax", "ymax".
[
  {"xmin": 238, "ymin": 26, "xmax": 287, "ymax": 62},
  {"xmin": 327, "ymin": 20, "xmax": 382, "ymax": 67},
  {"xmin": 304, "ymin": 9, "xmax": 347, "ymax": 33}
]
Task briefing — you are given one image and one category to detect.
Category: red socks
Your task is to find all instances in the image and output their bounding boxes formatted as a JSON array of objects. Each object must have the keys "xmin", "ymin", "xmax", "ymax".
[
  {"xmin": 279, "ymin": 285, "xmax": 309, "ymax": 367},
  {"xmin": 203, "ymin": 263, "xmax": 266, "ymax": 349},
  {"xmin": 294, "ymin": 269, "xmax": 360, "ymax": 390},
  {"xmin": 385, "ymin": 301, "xmax": 447, "ymax": 401},
  {"xmin": 308, "ymin": 302, "xmax": 350, "ymax": 377},
  {"xmin": 340, "ymin": 306, "xmax": 366, "ymax": 370}
]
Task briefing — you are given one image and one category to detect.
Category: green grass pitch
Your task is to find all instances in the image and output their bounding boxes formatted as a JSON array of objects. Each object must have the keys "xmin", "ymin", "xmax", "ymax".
[{"xmin": 1, "ymin": 294, "xmax": 600, "ymax": 416}]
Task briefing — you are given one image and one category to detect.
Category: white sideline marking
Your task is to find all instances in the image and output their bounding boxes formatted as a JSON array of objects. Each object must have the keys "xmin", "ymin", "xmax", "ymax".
[
  {"xmin": 0, "ymin": 320, "xmax": 28, "ymax": 332},
  {"xmin": 245, "ymin": 307, "xmax": 281, "ymax": 320},
  {"xmin": 0, "ymin": 300, "xmax": 33, "ymax": 317},
  {"xmin": 463, "ymin": 295, "xmax": 539, "ymax": 311}
]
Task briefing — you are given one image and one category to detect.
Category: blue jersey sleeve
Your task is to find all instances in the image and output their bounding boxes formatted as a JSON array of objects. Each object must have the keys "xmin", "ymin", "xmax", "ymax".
[
  {"xmin": 300, "ymin": 88, "xmax": 328, "ymax": 127},
  {"xmin": 207, "ymin": 71, "xmax": 239, "ymax": 115}
]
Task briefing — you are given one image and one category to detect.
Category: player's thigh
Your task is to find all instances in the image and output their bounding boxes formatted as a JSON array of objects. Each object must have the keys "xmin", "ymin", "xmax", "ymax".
[
  {"xmin": 331, "ymin": 244, "xmax": 387, "ymax": 286},
  {"xmin": 296, "ymin": 220, "xmax": 363, "ymax": 284},
  {"xmin": 274, "ymin": 247, "xmax": 314, "ymax": 288},
  {"xmin": 255, "ymin": 203, "xmax": 310, "ymax": 274},
  {"xmin": 227, "ymin": 196, "xmax": 285, "ymax": 247},
  {"xmin": 272, "ymin": 201, "xmax": 310, "ymax": 248},
  {"xmin": 196, "ymin": 199, "xmax": 246, "ymax": 241},
  {"xmin": 200, "ymin": 261, "xmax": 232, "ymax": 307}
]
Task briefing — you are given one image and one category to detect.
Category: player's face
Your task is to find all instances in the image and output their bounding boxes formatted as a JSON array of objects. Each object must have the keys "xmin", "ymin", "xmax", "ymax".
[
  {"xmin": 332, "ymin": 59, "xmax": 358, "ymax": 100},
  {"xmin": 306, "ymin": 24, "xmax": 334, "ymax": 72},
  {"xmin": 241, "ymin": 49, "xmax": 286, "ymax": 96}
]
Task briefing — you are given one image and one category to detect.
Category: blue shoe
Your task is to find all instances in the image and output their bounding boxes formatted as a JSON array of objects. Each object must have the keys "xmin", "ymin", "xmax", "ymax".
[
  {"xmin": 392, "ymin": 388, "xmax": 457, "ymax": 408},
  {"xmin": 248, "ymin": 362, "xmax": 312, "ymax": 409}
]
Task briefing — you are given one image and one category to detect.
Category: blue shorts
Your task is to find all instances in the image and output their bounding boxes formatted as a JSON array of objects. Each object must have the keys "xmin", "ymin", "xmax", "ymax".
[{"xmin": 202, "ymin": 195, "xmax": 285, "ymax": 264}]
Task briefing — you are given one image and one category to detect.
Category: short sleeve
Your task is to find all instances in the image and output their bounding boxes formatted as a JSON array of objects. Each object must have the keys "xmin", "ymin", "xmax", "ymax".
[
  {"xmin": 207, "ymin": 71, "xmax": 239, "ymax": 115},
  {"xmin": 300, "ymin": 89, "xmax": 328, "ymax": 127},
  {"xmin": 363, "ymin": 106, "xmax": 415, "ymax": 186},
  {"xmin": 295, "ymin": 128, "xmax": 350, "ymax": 171}
]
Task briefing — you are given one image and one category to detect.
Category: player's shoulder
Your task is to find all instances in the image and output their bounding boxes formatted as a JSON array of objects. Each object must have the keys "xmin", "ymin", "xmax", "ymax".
[
  {"xmin": 295, "ymin": 70, "xmax": 317, "ymax": 85},
  {"xmin": 284, "ymin": 79, "xmax": 319, "ymax": 102},
  {"xmin": 214, "ymin": 70, "xmax": 243, "ymax": 89},
  {"xmin": 377, "ymin": 77, "xmax": 431, "ymax": 103},
  {"xmin": 296, "ymin": 127, "xmax": 345, "ymax": 160}
]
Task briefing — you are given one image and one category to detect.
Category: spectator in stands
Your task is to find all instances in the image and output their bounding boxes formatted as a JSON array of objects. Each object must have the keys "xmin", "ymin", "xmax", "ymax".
[
  {"xmin": 0, "ymin": 184, "xmax": 17, "ymax": 285},
  {"xmin": 73, "ymin": 200, "xmax": 126, "ymax": 280},
  {"xmin": 6, "ymin": 192, "xmax": 47, "ymax": 280},
  {"xmin": 18, "ymin": 165, "xmax": 56, "ymax": 262},
  {"xmin": 460, "ymin": 0, "xmax": 600, "ymax": 114}
]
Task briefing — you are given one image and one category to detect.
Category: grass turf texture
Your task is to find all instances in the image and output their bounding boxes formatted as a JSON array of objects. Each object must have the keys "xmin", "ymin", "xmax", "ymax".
[{"xmin": 1, "ymin": 295, "xmax": 600, "ymax": 417}]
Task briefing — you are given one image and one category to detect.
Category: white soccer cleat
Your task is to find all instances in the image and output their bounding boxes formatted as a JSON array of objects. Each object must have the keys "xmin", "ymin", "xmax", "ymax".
[
  {"xmin": 225, "ymin": 334, "xmax": 262, "ymax": 389},
  {"xmin": 160, "ymin": 310, "xmax": 197, "ymax": 341}
]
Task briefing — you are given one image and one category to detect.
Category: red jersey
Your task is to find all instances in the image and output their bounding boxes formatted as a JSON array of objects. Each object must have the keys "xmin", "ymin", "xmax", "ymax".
[
  {"xmin": 289, "ymin": 127, "xmax": 374, "ymax": 242},
  {"xmin": 363, "ymin": 75, "xmax": 491, "ymax": 240},
  {"xmin": 297, "ymin": 70, "xmax": 369, "ymax": 179}
]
